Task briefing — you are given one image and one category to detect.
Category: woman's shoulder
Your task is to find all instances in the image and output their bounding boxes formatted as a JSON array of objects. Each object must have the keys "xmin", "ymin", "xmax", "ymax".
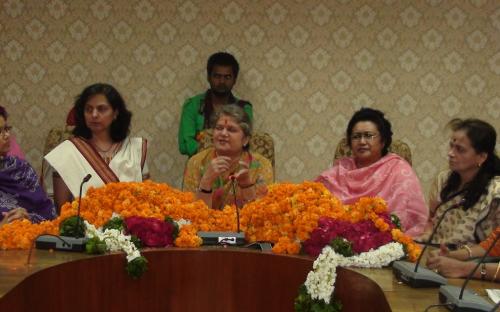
[
  {"xmin": 127, "ymin": 137, "xmax": 144, "ymax": 145},
  {"xmin": 45, "ymin": 139, "xmax": 75, "ymax": 156},
  {"xmin": 188, "ymin": 148, "xmax": 214, "ymax": 164},
  {"xmin": 489, "ymin": 175, "xmax": 500, "ymax": 194},
  {"xmin": 372, "ymin": 153, "xmax": 411, "ymax": 171}
]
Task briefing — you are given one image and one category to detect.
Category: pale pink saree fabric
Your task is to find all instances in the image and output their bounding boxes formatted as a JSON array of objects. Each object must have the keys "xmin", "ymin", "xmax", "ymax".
[
  {"xmin": 316, "ymin": 153, "xmax": 428, "ymax": 237},
  {"xmin": 8, "ymin": 136, "xmax": 24, "ymax": 160}
]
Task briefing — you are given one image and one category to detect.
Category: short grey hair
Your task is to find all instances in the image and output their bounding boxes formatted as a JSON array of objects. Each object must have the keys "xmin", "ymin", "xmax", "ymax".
[{"xmin": 212, "ymin": 104, "xmax": 252, "ymax": 138}]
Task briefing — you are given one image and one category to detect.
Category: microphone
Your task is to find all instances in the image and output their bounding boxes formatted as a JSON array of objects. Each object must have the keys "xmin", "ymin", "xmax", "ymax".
[
  {"xmin": 438, "ymin": 234, "xmax": 500, "ymax": 311},
  {"xmin": 35, "ymin": 174, "xmax": 92, "ymax": 251},
  {"xmin": 393, "ymin": 189, "xmax": 467, "ymax": 288}
]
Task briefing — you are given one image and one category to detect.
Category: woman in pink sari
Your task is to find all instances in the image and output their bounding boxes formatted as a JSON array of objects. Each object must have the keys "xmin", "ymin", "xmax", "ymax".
[{"xmin": 316, "ymin": 108, "xmax": 428, "ymax": 237}]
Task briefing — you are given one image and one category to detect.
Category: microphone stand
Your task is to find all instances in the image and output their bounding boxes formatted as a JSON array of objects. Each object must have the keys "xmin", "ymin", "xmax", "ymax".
[
  {"xmin": 75, "ymin": 174, "xmax": 92, "ymax": 238},
  {"xmin": 35, "ymin": 174, "xmax": 92, "ymax": 251},
  {"xmin": 230, "ymin": 176, "xmax": 241, "ymax": 233},
  {"xmin": 393, "ymin": 190, "xmax": 467, "ymax": 288},
  {"xmin": 438, "ymin": 234, "xmax": 500, "ymax": 312}
]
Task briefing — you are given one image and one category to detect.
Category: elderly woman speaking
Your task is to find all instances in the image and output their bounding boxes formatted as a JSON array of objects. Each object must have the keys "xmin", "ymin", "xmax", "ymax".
[
  {"xmin": 315, "ymin": 108, "xmax": 428, "ymax": 237},
  {"xmin": 183, "ymin": 104, "xmax": 273, "ymax": 210}
]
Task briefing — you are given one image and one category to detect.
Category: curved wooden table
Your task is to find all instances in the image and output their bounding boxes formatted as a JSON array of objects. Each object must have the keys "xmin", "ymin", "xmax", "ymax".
[{"xmin": 0, "ymin": 248, "xmax": 497, "ymax": 311}]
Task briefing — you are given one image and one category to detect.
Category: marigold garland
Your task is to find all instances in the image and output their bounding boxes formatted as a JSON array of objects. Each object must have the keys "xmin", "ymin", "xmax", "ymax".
[{"xmin": 0, "ymin": 180, "xmax": 420, "ymax": 261}]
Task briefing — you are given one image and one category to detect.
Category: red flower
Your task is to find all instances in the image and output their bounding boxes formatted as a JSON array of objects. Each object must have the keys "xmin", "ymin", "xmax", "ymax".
[
  {"xmin": 303, "ymin": 214, "xmax": 396, "ymax": 256},
  {"xmin": 125, "ymin": 216, "xmax": 174, "ymax": 247}
]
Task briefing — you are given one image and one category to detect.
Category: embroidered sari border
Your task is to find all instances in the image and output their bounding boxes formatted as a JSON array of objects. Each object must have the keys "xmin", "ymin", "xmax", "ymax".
[{"xmin": 69, "ymin": 137, "xmax": 119, "ymax": 184}]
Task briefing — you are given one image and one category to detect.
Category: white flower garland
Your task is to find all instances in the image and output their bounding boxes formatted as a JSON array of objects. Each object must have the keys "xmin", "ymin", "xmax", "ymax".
[
  {"xmin": 84, "ymin": 221, "xmax": 141, "ymax": 262},
  {"xmin": 304, "ymin": 242, "xmax": 404, "ymax": 304}
]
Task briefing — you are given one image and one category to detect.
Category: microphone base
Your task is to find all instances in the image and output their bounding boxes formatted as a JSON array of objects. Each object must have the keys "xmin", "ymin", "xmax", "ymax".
[
  {"xmin": 198, "ymin": 231, "xmax": 246, "ymax": 246},
  {"xmin": 439, "ymin": 285, "xmax": 493, "ymax": 311},
  {"xmin": 35, "ymin": 235, "xmax": 88, "ymax": 252},
  {"xmin": 245, "ymin": 241, "xmax": 273, "ymax": 251},
  {"xmin": 392, "ymin": 260, "xmax": 447, "ymax": 288}
]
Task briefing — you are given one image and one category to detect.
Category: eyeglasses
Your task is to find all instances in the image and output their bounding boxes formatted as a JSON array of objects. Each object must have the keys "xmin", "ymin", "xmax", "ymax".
[
  {"xmin": 351, "ymin": 132, "xmax": 378, "ymax": 142},
  {"xmin": 0, "ymin": 126, "xmax": 12, "ymax": 136}
]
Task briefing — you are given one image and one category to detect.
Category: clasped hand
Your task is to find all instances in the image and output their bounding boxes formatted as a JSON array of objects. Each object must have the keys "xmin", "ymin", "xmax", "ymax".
[
  {"xmin": 202, "ymin": 156, "xmax": 251, "ymax": 186},
  {"xmin": 426, "ymin": 244, "xmax": 473, "ymax": 278}
]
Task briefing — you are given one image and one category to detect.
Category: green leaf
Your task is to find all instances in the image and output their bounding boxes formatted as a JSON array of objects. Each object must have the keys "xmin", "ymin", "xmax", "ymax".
[
  {"xmin": 390, "ymin": 214, "xmax": 402, "ymax": 230},
  {"xmin": 126, "ymin": 256, "xmax": 148, "ymax": 279},
  {"xmin": 85, "ymin": 237, "xmax": 106, "ymax": 254},
  {"xmin": 329, "ymin": 237, "xmax": 353, "ymax": 257},
  {"xmin": 131, "ymin": 235, "xmax": 143, "ymax": 249},
  {"xmin": 59, "ymin": 216, "xmax": 86, "ymax": 237},
  {"xmin": 103, "ymin": 217, "xmax": 125, "ymax": 232},
  {"xmin": 164, "ymin": 216, "xmax": 179, "ymax": 240},
  {"xmin": 294, "ymin": 284, "xmax": 341, "ymax": 312}
]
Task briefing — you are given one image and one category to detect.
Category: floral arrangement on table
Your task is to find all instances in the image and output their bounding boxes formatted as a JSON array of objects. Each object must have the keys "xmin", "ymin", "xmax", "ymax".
[
  {"xmin": 0, "ymin": 180, "xmax": 421, "ymax": 302},
  {"xmin": 294, "ymin": 204, "xmax": 412, "ymax": 311}
]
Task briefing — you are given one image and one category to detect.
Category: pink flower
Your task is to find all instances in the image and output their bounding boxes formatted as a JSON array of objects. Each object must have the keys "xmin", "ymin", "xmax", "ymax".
[{"xmin": 125, "ymin": 216, "xmax": 175, "ymax": 247}]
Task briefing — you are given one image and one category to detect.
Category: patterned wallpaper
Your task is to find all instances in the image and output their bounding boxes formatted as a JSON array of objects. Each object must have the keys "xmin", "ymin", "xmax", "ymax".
[{"xmin": 1, "ymin": 0, "xmax": 499, "ymax": 196}]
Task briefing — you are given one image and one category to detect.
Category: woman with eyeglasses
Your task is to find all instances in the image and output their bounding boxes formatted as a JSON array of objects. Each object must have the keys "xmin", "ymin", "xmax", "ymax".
[
  {"xmin": 420, "ymin": 119, "xmax": 499, "ymax": 245},
  {"xmin": 315, "ymin": 107, "xmax": 428, "ymax": 237},
  {"xmin": 0, "ymin": 106, "xmax": 56, "ymax": 228},
  {"xmin": 45, "ymin": 83, "xmax": 149, "ymax": 211}
]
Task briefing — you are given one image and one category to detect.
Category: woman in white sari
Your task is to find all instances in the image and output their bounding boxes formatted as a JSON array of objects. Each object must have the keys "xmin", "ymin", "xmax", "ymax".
[{"xmin": 45, "ymin": 83, "xmax": 149, "ymax": 211}]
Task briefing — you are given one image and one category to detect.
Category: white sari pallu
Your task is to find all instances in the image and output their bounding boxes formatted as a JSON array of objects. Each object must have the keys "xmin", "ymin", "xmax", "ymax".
[{"xmin": 45, "ymin": 136, "xmax": 147, "ymax": 197}]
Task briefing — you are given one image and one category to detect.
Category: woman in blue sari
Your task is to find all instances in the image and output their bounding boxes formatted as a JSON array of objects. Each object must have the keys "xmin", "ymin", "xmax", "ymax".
[{"xmin": 0, "ymin": 106, "xmax": 56, "ymax": 228}]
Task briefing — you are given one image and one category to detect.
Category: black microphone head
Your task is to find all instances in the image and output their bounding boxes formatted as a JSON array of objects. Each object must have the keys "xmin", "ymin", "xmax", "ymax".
[{"xmin": 83, "ymin": 174, "xmax": 92, "ymax": 183}]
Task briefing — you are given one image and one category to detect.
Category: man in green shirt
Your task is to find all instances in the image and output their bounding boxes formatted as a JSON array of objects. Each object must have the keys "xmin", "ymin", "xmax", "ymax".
[{"xmin": 178, "ymin": 52, "xmax": 253, "ymax": 156}]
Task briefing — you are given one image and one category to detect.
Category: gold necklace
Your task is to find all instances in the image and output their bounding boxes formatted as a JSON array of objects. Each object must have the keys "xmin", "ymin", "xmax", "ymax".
[{"xmin": 93, "ymin": 142, "xmax": 115, "ymax": 153}]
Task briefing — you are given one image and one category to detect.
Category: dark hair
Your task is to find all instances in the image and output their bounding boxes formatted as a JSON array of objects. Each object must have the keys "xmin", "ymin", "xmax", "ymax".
[
  {"xmin": 441, "ymin": 118, "xmax": 500, "ymax": 210},
  {"xmin": 72, "ymin": 83, "xmax": 132, "ymax": 142},
  {"xmin": 0, "ymin": 106, "xmax": 7, "ymax": 119},
  {"xmin": 212, "ymin": 104, "xmax": 252, "ymax": 151},
  {"xmin": 346, "ymin": 107, "xmax": 393, "ymax": 156},
  {"xmin": 206, "ymin": 52, "xmax": 240, "ymax": 79}
]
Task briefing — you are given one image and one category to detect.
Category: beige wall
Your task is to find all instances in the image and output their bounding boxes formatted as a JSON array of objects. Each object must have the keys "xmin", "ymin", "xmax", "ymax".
[{"xmin": 1, "ymin": 0, "xmax": 499, "ymax": 195}]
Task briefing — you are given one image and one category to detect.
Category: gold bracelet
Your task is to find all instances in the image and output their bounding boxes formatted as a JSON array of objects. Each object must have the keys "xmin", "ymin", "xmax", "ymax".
[
  {"xmin": 493, "ymin": 262, "xmax": 500, "ymax": 282},
  {"xmin": 480, "ymin": 263, "xmax": 487, "ymax": 280},
  {"xmin": 463, "ymin": 245, "xmax": 473, "ymax": 259}
]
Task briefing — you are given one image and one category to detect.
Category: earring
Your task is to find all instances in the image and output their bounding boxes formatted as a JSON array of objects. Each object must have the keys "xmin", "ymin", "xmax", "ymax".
[{"xmin": 477, "ymin": 163, "xmax": 482, "ymax": 168}]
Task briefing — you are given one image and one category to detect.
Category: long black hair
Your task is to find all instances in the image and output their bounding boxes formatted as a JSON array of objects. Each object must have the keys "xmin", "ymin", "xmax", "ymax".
[
  {"xmin": 72, "ymin": 83, "xmax": 132, "ymax": 142},
  {"xmin": 441, "ymin": 118, "xmax": 499, "ymax": 209}
]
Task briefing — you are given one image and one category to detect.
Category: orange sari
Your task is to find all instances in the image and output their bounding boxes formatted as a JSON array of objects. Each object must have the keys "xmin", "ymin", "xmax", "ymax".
[{"xmin": 480, "ymin": 227, "xmax": 500, "ymax": 257}]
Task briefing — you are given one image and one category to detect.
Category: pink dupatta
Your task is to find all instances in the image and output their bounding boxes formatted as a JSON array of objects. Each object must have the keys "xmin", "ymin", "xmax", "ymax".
[
  {"xmin": 7, "ymin": 135, "xmax": 24, "ymax": 160},
  {"xmin": 315, "ymin": 153, "xmax": 428, "ymax": 237}
]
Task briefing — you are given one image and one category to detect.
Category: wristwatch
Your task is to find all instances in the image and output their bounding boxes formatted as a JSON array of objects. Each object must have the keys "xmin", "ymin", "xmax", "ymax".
[{"xmin": 197, "ymin": 186, "xmax": 212, "ymax": 194}]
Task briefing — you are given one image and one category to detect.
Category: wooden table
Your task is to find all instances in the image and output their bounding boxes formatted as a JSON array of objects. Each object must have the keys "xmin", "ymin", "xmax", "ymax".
[{"xmin": 0, "ymin": 248, "xmax": 498, "ymax": 311}]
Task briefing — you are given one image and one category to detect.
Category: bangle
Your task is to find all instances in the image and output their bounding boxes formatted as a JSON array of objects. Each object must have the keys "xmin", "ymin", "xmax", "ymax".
[
  {"xmin": 493, "ymin": 262, "xmax": 500, "ymax": 282},
  {"xmin": 197, "ymin": 186, "xmax": 212, "ymax": 194},
  {"xmin": 462, "ymin": 245, "xmax": 473, "ymax": 259},
  {"xmin": 480, "ymin": 263, "xmax": 487, "ymax": 280},
  {"xmin": 239, "ymin": 182, "xmax": 255, "ymax": 189}
]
